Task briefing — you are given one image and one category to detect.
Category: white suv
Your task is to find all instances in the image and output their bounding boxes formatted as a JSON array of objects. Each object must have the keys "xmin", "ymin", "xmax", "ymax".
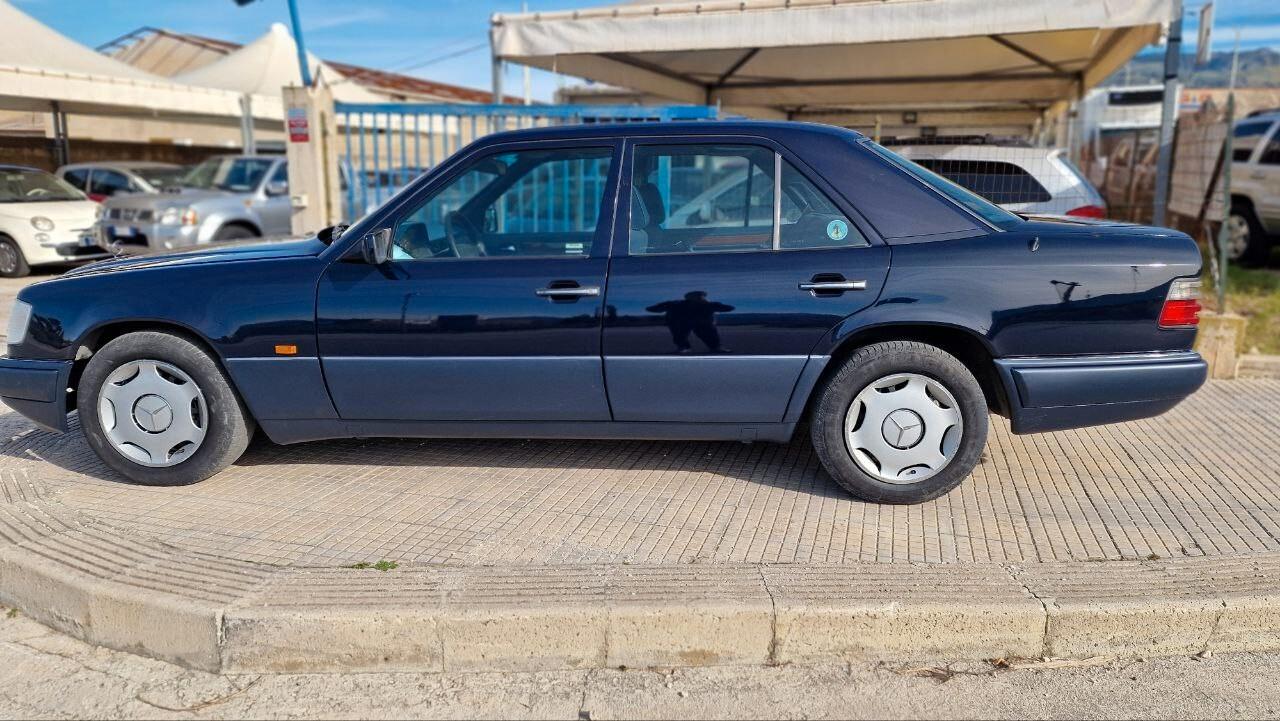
[
  {"xmin": 1229, "ymin": 111, "xmax": 1280, "ymax": 265},
  {"xmin": 892, "ymin": 142, "xmax": 1107, "ymax": 219}
]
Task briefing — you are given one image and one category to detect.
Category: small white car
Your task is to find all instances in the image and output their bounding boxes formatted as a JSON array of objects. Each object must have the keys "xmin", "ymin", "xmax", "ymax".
[
  {"xmin": 1228, "ymin": 110, "xmax": 1280, "ymax": 265},
  {"xmin": 0, "ymin": 165, "xmax": 108, "ymax": 277},
  {"xmin": 892, "ymin": 142, "xmax": 1108, "ymax": 219}
]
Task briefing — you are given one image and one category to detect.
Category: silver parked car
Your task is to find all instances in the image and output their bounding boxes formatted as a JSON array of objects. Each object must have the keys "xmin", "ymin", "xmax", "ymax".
[
  {"xmin": 1228, "ymin": 110, "xmax": 1280, "ymax": 265},
  {"xmin": 891, "ymin": 140, "xmax": 1108, "ymax": 219},
  {"xmin": 56, "ymin": 161, "xmax": 186, "ymax": 202},
  {"xmin": 97, "ymin": 155, "xmax": 291, "ymax": 254}
]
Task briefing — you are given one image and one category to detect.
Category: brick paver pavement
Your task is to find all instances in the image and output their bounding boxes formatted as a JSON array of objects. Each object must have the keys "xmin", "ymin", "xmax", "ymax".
[{"xmin": 1, "ymin": 379, "xmax": 1276, "ymax": 569}]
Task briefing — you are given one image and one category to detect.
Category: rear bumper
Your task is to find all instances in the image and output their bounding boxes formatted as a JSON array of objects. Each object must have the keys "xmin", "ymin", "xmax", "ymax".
[
  {"xmin": 995, "ymin": 351, "xmax": 1207, "ymax": 434},
  {"xmin": 0, "ymin": 358, "xmax": 73, "ymax": 432}
]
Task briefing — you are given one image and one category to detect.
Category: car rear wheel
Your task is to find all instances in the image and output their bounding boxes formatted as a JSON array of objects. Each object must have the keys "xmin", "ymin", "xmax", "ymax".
[
  {"xmin": 77, "ymin": 331, "xmax": 254, "ymax": 486},
  {"xmin": 1228, "ymin": 203, "xmax": 1271, "ymax": 266},
  {"xmin": 810, "ymin": 341, "xmax": 988, "ymax": 504},
  {"xmin": 0, "ymin": 237, "xmax": 30, "ymax": 278}
]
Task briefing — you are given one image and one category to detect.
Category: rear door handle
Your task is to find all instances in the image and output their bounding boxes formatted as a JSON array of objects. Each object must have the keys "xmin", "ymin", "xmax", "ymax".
[
  {"xmin": 535, "ymin": 286, "xmax": 600, "ymax": 298},
  {"xmin": 799, "ymin": 280, "xmax": 867, "ymax": 294}
]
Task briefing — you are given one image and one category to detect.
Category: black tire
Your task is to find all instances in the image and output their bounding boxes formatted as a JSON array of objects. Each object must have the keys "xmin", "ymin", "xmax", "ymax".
[
  {"xmin": 212, "ymin": 224, "xmax": 259, "ymax": 242},
  {"xmin": 1229, "ymin": 201, "xmax": 1271, "ymax": 267},
  {"xmin": 76, "ymin": 331, "xmax": 255, "ymax": 486},
  {"xmin": 810, "ymin": 341, "xmax": 988, "ymax": 504},
  {"xmin": 0, "ymin": 236, "xmax": 31, "ymax": 278}
]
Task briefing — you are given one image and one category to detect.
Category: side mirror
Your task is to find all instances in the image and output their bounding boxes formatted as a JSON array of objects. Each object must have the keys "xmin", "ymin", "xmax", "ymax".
[
  {"xmin": 361, "ymin": 228, "xmax": 393, "ymax": 265},
  {"xmin": 265, "ymin": 180, "xmax": 288, "ymax": 196}
]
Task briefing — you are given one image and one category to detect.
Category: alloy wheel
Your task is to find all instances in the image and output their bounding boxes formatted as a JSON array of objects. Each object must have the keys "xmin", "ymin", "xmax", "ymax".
[
  {"xmin": 842, "ymin": 372, "xmax": 963, "ymax": 484},
  {"xmin": 97, "ymin": 360, "xmax": 208, "ymax": 468}
]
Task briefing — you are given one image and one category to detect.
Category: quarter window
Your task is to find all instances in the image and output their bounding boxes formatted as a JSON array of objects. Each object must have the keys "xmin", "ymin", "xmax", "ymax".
[
  {"xmin": 391, "ymin": 147, "xmax": 612, "ymax": 260},
  {"xmin": 629, "ymin": 144, "xmax": 862, "ymax": 254}
]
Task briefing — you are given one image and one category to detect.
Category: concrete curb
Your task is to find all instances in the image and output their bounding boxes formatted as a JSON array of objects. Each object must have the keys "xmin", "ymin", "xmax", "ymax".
[{"xmin": 4, "ymin": 471, "xmax": 1280, "ymax": 673}]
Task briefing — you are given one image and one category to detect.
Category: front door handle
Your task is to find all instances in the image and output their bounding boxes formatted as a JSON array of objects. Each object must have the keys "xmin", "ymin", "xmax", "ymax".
[
  {"xmin": 799, "ymin": 280, "xmax": 867, "ymax": 294},
  {"xmin": 535, "ymin": 285, "xmax": 600, "ymax": 298}
]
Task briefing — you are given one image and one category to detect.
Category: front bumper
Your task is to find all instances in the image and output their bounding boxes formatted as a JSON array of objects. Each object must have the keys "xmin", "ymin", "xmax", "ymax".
[
  {"xmin": 97, "ymin": 221, "xmax": 199, "ymax": 255},
  {"xmin": 0, "ymin": 358, "xmax": 73, "ymax": 432},
  {"xmin": 21, "ymin": 227, "xmax": 109, "ymax": 266},
  {"xmin": 995, "ymin": 351, "xmax": 1207, "ymax": 434}
]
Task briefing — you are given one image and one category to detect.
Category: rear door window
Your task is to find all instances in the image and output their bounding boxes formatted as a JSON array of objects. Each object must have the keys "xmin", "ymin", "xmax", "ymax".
[
  {"xmin": 61, "ymin": 168, "xmax": 89, "ymax": 191},
  {"xmin": 1234, "ymin": 121, "xmax": 1274, "ymax": 163},
  {"xmin": 629, "ymin": 144, "xmax": 863, "ymax": 254},
  {"xmin": 1260, "ymin": 127, "xmax": 1280, "ymax": 166},
  {"xmin": 913, "ymin": 159, "xmax": 1051, "ymax": 205},
  {"xmin": 88, "ymin": 169, "xmax": 133, "ymax": 197}
]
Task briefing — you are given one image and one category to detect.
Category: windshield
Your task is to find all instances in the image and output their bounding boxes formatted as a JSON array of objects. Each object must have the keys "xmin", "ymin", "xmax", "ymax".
[
  {"xmin": 180, "ymin": 157, "xmax": 274, "ymax": 192},
  {"xmin": 863, "ymin": 141, "xmax": 1022, "ymax": 230},
  {"xmin": 0, "ymin": 169, "xmax": 85, "ymax": 203},
  {"xmin": 136, "ymin": 167, "xmax": 186, "ymax": 190}
]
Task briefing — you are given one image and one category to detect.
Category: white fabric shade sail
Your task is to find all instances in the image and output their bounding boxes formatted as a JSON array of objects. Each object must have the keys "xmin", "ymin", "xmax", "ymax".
[
  {"xmin": 172, "ymin": 23, "xmax": 385, "ymax": 105},
  {"xmin": 492, "ymin": 0, "xmax": 1175, "ymax": 129}
]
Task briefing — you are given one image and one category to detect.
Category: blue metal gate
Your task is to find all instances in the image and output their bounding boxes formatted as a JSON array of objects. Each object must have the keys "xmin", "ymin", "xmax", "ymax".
[{"xmin": 334, "ymin": 102, "xmax": 719, "ymax": 221}]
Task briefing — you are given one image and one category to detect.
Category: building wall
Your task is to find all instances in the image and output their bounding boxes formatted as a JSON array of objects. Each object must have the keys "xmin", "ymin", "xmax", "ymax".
[{"xmin": 0, "ymin": 135, "xmax": 236, "ymax": 172}]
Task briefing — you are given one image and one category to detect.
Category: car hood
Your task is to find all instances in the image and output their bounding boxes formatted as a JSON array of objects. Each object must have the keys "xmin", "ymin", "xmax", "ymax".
[
  {"xmin": 0, "ymin": 199, "xmax": 98, "ymax": 224},
  {"xmin": 62, "ymin": 238, "xmax": 326, "ymax": 278},
  {"xmin": 105, "ymin": 188, "xmax": 239, "ymax": 209}
]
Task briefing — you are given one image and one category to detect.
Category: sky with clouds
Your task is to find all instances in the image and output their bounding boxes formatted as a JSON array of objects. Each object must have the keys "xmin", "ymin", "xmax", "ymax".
[{"xmin": 12, "ymin": 0, "xmax": 1280, "ymax": 101}]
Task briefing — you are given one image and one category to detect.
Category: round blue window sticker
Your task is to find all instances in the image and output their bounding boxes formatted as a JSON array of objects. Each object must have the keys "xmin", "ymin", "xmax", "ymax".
[{"xmin": 826, "ymin": 219, "xmax": 849, "ymax": 241}]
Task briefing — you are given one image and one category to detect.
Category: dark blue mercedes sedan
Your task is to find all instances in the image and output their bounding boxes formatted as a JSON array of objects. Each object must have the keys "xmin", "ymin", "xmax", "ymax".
[{"xmin": 0, "ymin": 122, "xmax": 1207, "ymax": 504}]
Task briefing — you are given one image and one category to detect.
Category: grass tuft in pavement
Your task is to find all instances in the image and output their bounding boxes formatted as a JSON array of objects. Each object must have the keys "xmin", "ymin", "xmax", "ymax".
[{"xmin": 348, "ymin": 560, "xmax": 399, "ymax": 572}]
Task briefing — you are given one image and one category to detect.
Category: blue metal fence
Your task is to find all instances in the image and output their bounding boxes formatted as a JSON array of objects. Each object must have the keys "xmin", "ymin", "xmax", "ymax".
[{"xmin": 334, "ymin": 102, "xmax": 719, "ymax": 221}]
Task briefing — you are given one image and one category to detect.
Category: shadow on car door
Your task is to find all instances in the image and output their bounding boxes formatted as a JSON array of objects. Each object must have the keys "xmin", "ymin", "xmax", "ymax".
[{"xmin": 602, "ymin": 139, "xmax": 891, "ymax": 424}]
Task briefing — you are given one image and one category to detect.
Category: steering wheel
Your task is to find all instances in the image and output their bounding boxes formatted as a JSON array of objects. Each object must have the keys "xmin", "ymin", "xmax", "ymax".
[
  {"xmin": 25, "ymin": 188, "xmax": 50, "ymax": 198},
  {"xmin": 444, "ymin": 211, "xmax": 486, "ymax": 257}
]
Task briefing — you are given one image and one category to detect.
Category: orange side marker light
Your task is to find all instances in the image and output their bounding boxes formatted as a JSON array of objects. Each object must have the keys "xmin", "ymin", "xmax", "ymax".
[{"xmin": 274, "ymin": 344, "xmax": 298, "ymax": 356}]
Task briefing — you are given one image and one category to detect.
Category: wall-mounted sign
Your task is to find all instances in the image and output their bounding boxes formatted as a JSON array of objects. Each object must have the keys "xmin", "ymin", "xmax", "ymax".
[{"xmin": 287, "ymin": 107, "xmax": 310, "ymax": 143}]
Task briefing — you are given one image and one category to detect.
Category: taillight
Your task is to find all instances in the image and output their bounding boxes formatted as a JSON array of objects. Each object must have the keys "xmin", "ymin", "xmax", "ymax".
[
  {"xmin": 1159, "ymin": 278, "xmax": 1202, "ymax": 329},
  {"xmin": 1066, "ymin": 204, "xmax": 1107, "ymax": 219}
]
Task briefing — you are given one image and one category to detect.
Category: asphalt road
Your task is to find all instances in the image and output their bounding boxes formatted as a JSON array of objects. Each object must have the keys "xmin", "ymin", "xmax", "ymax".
[{"xmin": 0, "ymin": 609, "xmax": 1275, "ymax": 720}]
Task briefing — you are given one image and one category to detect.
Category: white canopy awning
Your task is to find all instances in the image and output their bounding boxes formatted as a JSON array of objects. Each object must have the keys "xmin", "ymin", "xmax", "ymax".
[
  {"xmin": 492, "ymin": 0, "xmax": 1173, "ymax": 129},
  {"xmin": 0, "ymin": 0, "xmax": 277, "ymax": 125}
]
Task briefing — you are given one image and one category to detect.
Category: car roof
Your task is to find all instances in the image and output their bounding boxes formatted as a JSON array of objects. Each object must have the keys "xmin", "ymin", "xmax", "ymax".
[
  {"xmin": 479, "ymin": 120, "xmax": 867, "ymax": 144},
  {"xmin": 0, "ymin": 164, "xmax": 41, "ymax": 172},
  {"xmin": 62, "ymin": 161, "xmax": 180, "ymax": 170},
  {"xmin": 894, "ymin": 144, "xmax": 1058, "ymax": 160}
]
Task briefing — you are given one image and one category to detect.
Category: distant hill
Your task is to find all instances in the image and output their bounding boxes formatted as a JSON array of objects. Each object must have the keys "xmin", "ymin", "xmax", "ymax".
[{"xmin": 1103, "ymin": 47, "xmax": 1280, "ymax": 88}]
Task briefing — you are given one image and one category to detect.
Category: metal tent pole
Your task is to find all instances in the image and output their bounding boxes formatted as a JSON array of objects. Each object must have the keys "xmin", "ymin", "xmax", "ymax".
[{"xmin": 1152, "ymin": 0, "xmax": 1183, "ymax": 227}]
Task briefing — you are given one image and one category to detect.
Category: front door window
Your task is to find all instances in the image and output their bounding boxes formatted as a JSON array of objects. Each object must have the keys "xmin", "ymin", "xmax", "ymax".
[{"xmin": 391, "ymin": 148, "xmax": 613, "ymax": 260}]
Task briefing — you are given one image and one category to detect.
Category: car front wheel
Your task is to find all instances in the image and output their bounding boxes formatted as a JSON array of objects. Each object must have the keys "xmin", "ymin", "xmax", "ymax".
[
  {"xmin": 810, "ymin": 341, "xmax": 988, "ymax": 504},
  {"xmin": 0, "ymin": 236, "xmax": 30, "ymax": 278},
  {"xmin": 77, "ymin": 331, "xmax": 254, "ymax": 486}
]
